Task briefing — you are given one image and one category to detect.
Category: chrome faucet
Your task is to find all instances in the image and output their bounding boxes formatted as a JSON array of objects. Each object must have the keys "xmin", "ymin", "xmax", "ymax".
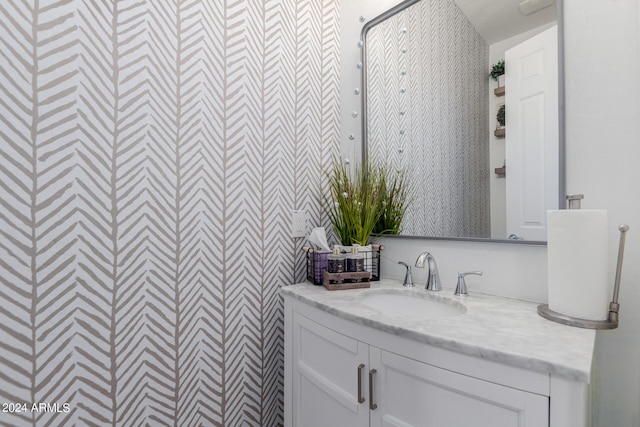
[{"xmin": 414, "ymin": 252, "xmax": 441, "ymax": 291}]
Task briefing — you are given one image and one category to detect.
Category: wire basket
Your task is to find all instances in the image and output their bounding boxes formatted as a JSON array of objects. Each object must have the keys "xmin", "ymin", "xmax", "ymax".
[{"xmin": 303, "ymin": 245, "xmax": 383, "ymax": 286}]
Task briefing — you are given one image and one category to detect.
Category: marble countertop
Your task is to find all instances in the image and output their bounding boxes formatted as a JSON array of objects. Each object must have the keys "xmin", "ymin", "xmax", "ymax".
[{"xmin": 281, "ymin": 279, "xmax": 596, "ymax": 383}]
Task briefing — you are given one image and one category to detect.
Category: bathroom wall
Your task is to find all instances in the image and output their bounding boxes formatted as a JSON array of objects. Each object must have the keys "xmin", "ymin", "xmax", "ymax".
[
  {"xmin": 343, "ymin": 0, "xmax": 640, "ymax": 425},
  {"xmin": 564, "ymin": 1, "xmax": 640, "ymax": 425},
  {"xmin": 0, "ymin": 1, "xmax": 339, "ymax": 426}
]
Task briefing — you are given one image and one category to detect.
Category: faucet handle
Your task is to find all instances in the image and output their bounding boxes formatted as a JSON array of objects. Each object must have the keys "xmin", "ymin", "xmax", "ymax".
[
  {"xmin": 455, "ymin": 271, "xmax": 483, "ymax": 296},
  {"xmin": 398, "ymin": 262, "xmax": 414, "ymax": 287}
]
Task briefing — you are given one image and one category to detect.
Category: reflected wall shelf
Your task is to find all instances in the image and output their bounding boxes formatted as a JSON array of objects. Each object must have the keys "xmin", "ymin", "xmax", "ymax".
[
  {"xmin": 494, "ymin": 86, "xmax": 505, "ymax": 97},
  {"xmin": 494, "ymin": 166, "xmax": 506, "ymax": 177},
  {"xmin": 494, "ymin": 128, "xmax": 506, "ymax": 138}
]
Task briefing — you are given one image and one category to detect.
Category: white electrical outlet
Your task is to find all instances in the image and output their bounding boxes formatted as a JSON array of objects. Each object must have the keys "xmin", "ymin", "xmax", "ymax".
[{"xmin": 291, "ymin": 210, "xmax": 306, "ymax": 238}]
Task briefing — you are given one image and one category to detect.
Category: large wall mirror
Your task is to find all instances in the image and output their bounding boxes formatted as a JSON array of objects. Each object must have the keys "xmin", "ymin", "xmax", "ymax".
[{"xmin": 361, "ymin": 0, "xmax": 564, "ymax": 243}]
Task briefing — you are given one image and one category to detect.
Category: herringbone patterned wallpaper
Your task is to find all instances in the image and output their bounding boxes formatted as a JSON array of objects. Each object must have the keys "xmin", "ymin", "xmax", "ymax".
[
  {"xmin": 366, "ymin": 0, "xmax": 490, "ymax": 238},
  {"xmin": 0, "ymin": 0, "xmax": 339, "ymax": 426}
]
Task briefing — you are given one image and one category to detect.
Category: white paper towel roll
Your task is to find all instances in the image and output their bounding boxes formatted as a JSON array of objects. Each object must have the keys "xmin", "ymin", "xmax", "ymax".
[{"xmin": 547, "ymin": 209, "xmax": 609, "ymax": 321}]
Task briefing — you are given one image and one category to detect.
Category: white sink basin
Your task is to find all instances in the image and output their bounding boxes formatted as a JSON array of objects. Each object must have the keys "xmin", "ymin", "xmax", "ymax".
[{"xmin": 359, "ymin": 291, "xmax": 466, "ymax": 319}]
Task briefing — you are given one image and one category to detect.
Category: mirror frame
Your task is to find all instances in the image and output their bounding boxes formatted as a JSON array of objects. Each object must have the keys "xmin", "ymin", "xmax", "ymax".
[{"xmin": 360, "ymin": 0, "xmax": 565, "ymax": 245}]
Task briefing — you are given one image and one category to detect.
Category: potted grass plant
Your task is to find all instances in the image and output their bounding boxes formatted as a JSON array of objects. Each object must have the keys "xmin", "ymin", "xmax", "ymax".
[
  {"xmin": 326, "ymin": 160, "xmax": 383, "ymax": 246},
  {"xmin": 326, "ymin": 159, "xmax": 409, "ymax": 246}
]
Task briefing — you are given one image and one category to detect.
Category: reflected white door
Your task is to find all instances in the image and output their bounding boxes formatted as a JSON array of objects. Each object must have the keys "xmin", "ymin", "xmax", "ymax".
[{"xmin": 505, "ymin": 25, "xmax": 558, "ymax": 241}]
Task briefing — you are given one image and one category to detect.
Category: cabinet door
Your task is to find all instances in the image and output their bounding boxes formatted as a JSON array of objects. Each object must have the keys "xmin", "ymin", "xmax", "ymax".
[
  {"xmin": 370, "ymin": 348, "xmax": 549, "ymax": 427},
  {"xmin": 292, "ymin": 312, "xmax": 369, "ymax": 427}
]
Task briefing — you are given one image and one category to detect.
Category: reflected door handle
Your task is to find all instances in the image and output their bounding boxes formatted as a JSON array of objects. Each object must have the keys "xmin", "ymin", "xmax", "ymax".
[
  {"xmin": 357, "ymin": 364, "xmax": 365, "ymax": 404},
  {"xmin": 369, "ymin": 369, "xmax": 378, "ymax": 410}
]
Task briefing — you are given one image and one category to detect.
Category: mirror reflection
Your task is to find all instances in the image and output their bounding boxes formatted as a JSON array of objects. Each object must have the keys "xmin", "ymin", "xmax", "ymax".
[{"xmin": 362, "ymin": 0, "xmax": 560, "ymax": 242}]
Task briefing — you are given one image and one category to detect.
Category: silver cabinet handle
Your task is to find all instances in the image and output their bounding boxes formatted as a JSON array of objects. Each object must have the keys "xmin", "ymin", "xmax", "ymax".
[
  {"xmin": 369, "ymin": 369, "xmax": 377, "ymax": 410},
  {"xmin": 357, "ymin": 364, "xmax": 365, "ymax": 404}
]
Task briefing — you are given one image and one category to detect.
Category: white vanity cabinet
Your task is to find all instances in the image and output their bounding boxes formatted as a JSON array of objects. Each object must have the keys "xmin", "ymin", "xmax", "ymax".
[
  {"xmin": 281, "ymin": 280, "xmax": 595, "ymax": 427},
  {"xmin": 283, "ymin": 288, "xmax": 592, "ymax": 427}
]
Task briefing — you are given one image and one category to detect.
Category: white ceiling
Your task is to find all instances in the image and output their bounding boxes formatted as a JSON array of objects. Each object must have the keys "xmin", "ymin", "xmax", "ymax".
[{"xmin": 454, "ymin": 0, "xmax": 557, "ymax": 45}]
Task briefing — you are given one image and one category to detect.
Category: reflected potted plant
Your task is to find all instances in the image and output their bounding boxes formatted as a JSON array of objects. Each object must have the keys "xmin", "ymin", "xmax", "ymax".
[
  {"xmin": 490, "ymin": 59, "xmax": 505, "ymax": 87},
  {"xmin": 496, "ymin": 104, "xmax": 505, "ymax": 129},
  {"xmin": 373, "ymin": 165, "xmax": 410, "ymax": 236}
]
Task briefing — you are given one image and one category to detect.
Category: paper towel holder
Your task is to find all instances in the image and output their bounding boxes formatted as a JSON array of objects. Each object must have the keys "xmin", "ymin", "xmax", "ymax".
[
  {"xmin": 537, "ymin": 224, "xmax": 630, "ymax": 329},
  {"xmin": 566, "ymin": 193, "xmax": 584, "ymax": 209}
]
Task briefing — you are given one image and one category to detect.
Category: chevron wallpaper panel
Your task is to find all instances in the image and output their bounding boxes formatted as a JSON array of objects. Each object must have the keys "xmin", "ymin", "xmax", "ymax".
[
  {"xmin": 367, "ymin": 0, "xmax": 490, "ymax": 238},
  {"xmin": 0, "ymin": 1, "xmax": 339, "ymax": 426}
]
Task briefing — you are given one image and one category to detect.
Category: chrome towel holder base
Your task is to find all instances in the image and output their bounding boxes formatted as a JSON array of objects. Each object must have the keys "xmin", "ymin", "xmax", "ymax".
[{"xmin": 537, "ymin": 224, "xmax": 629, "ymax": 330}]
